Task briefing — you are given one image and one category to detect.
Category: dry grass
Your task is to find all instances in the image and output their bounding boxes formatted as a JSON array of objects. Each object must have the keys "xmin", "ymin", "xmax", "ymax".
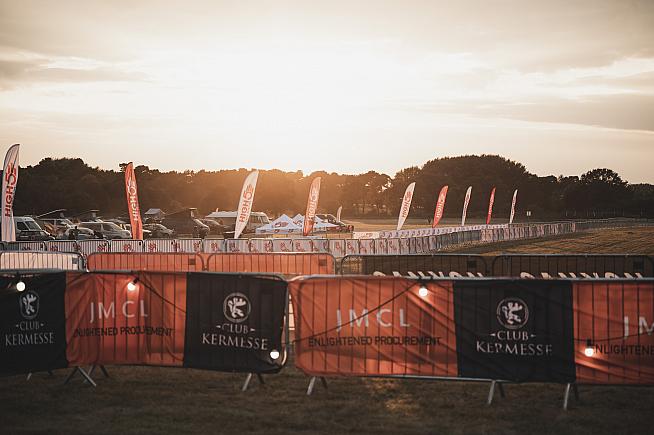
[
  {"xmin": 450, "ymin": 227, "xmax": 654, "ymax": 256},
  {"xmin": 3, "ymin": 363, "xmax": 654, "ymax": 435}
]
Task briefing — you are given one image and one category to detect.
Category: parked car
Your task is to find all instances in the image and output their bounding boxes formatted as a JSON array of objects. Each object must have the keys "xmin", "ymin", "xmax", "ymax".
[
  {"xmin": 121, "ymin": 223, "xmax": 152, "ymax": 239},
  {"xmin": 143, "ymin": 223, "xmax": 174, "ymax": 239},
  {"xmin": 78, "ymin": 221, "xmax": 131, "ymax": 239},
  {"xmin": 57, "ymin": 226, "xmax": 97, "ymax": 240},
  {"xmin": 13, "ymin": 217, "xmax": 55, "ymax": 241},
  {"xmin": 200, "ymin": 219, "xmax": 229, "ymax": 236},
  {"xmin": 160, "ymin": 216, "xmax": 209, "ymax": 238}
]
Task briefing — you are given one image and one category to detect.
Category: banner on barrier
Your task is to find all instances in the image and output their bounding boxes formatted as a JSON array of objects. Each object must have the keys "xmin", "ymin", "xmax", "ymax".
[
  {"xmin": 0, "ymin": 271, "xmax": 287, "ymax": 375},
  {"xmin": 289, "ymin": 276, "xmax": 654, "ymax": 384},
  {"xmin": 183, "ymin": 273, "xmax": 286, "ymax": 373},
  {"xmin": 0, "ymin": 272, "xmax": 69, "ymax": 375}
]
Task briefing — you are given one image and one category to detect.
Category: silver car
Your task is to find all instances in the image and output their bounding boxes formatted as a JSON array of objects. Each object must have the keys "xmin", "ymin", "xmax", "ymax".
[{"xmin": 78, "ymin": 221, "xmax": 131, "ymax": 239}]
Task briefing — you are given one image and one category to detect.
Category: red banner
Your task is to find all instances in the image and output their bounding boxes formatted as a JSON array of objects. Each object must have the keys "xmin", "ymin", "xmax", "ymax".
[
  {"xmin": 124, "ymin": 163, "xmax": 143, "ymax": 240},
  {"xmin": 432, "ymin": 185, "xmax": 448, "ymax": 228},
  {"xmin": 64, "ymin": 272, "xmax": 186, "ymax": 366},
  {"xmin": 290, "ymin": 276, "xmax": 458, "ymax": 377},
  {"xmin": 303, "ymin": 177, "xmax": 321, "ymax": 236},
  {"xmin": 574, "ymin": 280, "xmax": 654, "ymax": 384},
  {"xmin": 486, "ymin": 187, "xmax": 496, "ymax": 225}
]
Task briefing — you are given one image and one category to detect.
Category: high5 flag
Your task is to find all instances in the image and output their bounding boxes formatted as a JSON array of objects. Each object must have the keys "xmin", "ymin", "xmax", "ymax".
[
  {"xmin": 397, "ymin": 182, "xmax": 415, "ymax": 231},
  {"xmin": 124, "ymin": 163, "xmax": 143, "ymax": 240},
  {"xmin": 432, "ymin": 185, "xmax": 448, "ymax": 228},
  {"xmin": 461, "ymin": 186, "xmax": 472, "ymax": 227},
  {"xmin": 303, "ymin": 177, "xmax": 321, "ymax": 236},
  {"xmin": 486, "ymin": 187, "xmax": 496, "ymax": 225},
  {"xmin": 234, "ymin": 170, "xmax": 259, "ymax": 239},
  {"xmin": 509, "ymin": 189, "xmax": 518, "ymax": 224},
  {"xmin": 2, "ymin": 144, "xmax": 19, "ymax": 242}
]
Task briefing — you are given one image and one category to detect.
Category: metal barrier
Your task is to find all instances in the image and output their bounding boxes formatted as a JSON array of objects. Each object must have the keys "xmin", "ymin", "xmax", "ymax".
[
  {"xmin": 491, "ymin": 254, "xmax": 654, "ymax": 278},
  {"xmin": 289, "ymin": 275, "xmax": 654, "ymax": 406},
  {"xmin": 0, "ymin": 251, "xmax": 85, "ymax": 270},
  {"xmin": 341, "ymin": 254, "xmax": 489, "ymax": 277},
  {"xmin": 87, "ymin": 252, "xmax": 205, "ymax": 271},
  {"xmin": 0, "ymin": 218, "xmax": 651, "ymax": 259},
  {"xmin": 204, "ymin": 253, "xmax": 335, "ymax": 276}
]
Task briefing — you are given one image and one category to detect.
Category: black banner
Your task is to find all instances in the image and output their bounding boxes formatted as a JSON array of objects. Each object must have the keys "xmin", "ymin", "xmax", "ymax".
[
  {"xmin": 183, "ymin": 273, "xmax": 287, "ymax": 374},
  {"xmin": 491, "ymin": 254, "xmax": 654, "ymax": 278},
  {"xmin": 341, "ymin": 254, "xmax": 489, "ymax": 276},
  {"xmin": 454, "ymin": 280, "xmax": 575, "ymax": 383},
  {"xmin": 0, "ymin": 272, "xmax": 68, "ymax": 375}
]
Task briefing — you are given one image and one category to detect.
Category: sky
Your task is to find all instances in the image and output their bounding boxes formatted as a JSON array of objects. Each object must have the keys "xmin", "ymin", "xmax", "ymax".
[{"xmin": 0, "ymin": 0, "xmax": 653, "ymax": 182}]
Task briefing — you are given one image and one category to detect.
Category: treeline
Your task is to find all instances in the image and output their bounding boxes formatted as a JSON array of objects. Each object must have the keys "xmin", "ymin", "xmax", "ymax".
[{"xmin": 13, "ymin": 155, "xmax": 654, "ymax": 221}]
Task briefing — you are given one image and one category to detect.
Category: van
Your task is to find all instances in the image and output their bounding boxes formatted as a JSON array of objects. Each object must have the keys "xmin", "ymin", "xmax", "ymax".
[
  {"xmin": 205, "ymin": 211, "xmax": 270, "ymax": 234},
  {"xmin": 13, "ymin": 217, "xmax": 54, "ymax": 241}
]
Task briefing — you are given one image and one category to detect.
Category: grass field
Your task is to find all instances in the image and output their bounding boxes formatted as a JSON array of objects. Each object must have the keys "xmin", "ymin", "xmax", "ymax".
[
  {"xmin": 4, "ymin": 363, "xmax": 654, "ymax": 435},
  {"xmin": 2, "ymin": 225, "xmax": 654, "ymax": 434}
]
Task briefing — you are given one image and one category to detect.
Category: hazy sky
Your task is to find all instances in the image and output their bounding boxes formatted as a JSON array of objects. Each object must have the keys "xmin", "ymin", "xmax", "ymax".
[{"xmin": 0, "ymin": 0, "xmax": 653, "ymax": 181}]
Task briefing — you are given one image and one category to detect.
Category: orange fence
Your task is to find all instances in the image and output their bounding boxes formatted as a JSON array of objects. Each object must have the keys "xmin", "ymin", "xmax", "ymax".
[
  {"xmin": 87, "ymin": 252, "xmax": 335, "ymax": 276},
  {"xmin": 87, "ymin": 253, "xmax": 205, "ymax": 272},
  {"xmin": 202, "ymin": 253, "xmax": 334, "ymax": 276}
]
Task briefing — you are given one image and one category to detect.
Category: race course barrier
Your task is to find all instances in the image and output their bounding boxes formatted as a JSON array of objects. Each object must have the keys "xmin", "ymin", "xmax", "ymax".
[
  {"xmin": 87, "ymin": 253, "xmax": 205, "ymax": 272},
  {"xmin": 87, "ymin": 252, "xmax": 335, "ymax": 276},
  {"xmin": 341, "ymin": 254, "xmax": 654, "ymax": 278},
  {"xmin": 491, "ymin": 254, "xmax": 654, "ymax": 278},
  {"xmin": 0, "ymin": 251, "xmax": 85, "ymax": 271},
  {"xmin": 1, "ymin": 218, "xmax": 652, "ymax": 259},
  {"xmin": 0, "ymin": 271, "xmax": 287, "ymax": 377},
  {"xmin": 204, "ymin": 253, "xmax": 335, "ymax": 276},
  {"xmin": 289, "ymin": 276, "xmax": 654, "ymax": 385},
  {"xmin": 341, "ymin": 254, "xmax": 489, "ymax": 277}
]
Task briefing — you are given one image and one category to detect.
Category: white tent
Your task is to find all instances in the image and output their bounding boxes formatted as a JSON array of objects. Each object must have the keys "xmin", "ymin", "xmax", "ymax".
[
  {"xmin": 256, "ymin": 214, "xmax": 303, "ymax": 234},
  {"xmin": 291, "ymin": 213, "xmax": 335, "ymax": 232}
]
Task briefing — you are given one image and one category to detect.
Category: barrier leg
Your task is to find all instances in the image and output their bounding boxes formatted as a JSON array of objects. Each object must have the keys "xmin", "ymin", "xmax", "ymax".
[
  {"xmin": 306, "ymin": 376, "xmax": 328, "ymax": 395},
  {"xmin": 242, "ymin": 373, "xmax": 253, "ymax": 392},
  {"xmin": 487, "ymin": 380, "xmax": 498, "ymax": 405},
  {"xmin": 83, "ymin": 365, "xmax": 95, "ymax": 384},
  {"xmin": 563, "ymin": 383, "xmax": 571, "ymax": 410},
  {"xmin": 307, "ymin": 377, "xmax": 317, "ymax": 395},
  {"xmin": 77, "ymin": 367, "xmax": 97, "ymax": 387},
  {"xmin": 64, "ymin": 366, "xmax": 97, "ymax": 387},
  {"xmin": 99, "ymin": 365, "xmax": 110, "ymax": 378},
  {"xmin": 63, "ymin": 367, "xmax": 80, "ymax": 385},
  {"xmin": 563, "ymin": 383, "xmax": 580, "ymax": 411},
  {"xmin": 26, "ymin": 373, "xmax": 32, "ymax": 381},
  {"xmin": 242, "ymin": 373, "xmax": 266, "ymax": 392}
]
